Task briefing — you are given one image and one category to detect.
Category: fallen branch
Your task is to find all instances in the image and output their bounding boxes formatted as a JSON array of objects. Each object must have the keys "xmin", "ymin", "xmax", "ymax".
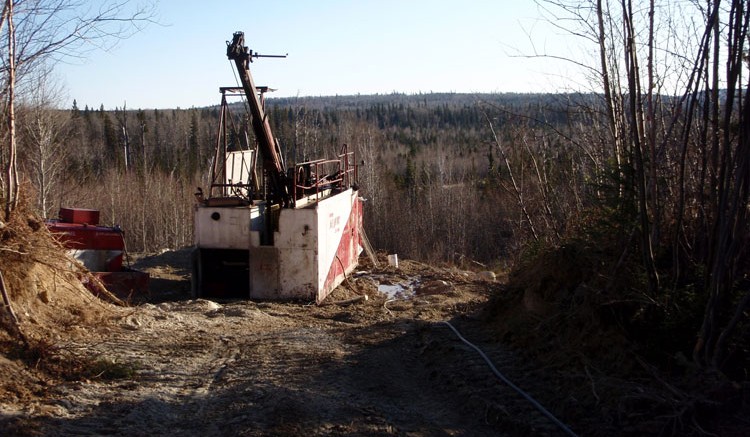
[
  {"xmin": 0, "ymin": 269, "xmax": 28, "ymax": 346},
  {"xmin": 0, "ymin": 246, "xmax": 28, "ymax": 255},
  {"xmin": 0, "ymin": 269, "xmax": 19, "ymax": 324},
  {"xmin": 80, "ymin": 271, "xmax": 126, "ymax": 307}
]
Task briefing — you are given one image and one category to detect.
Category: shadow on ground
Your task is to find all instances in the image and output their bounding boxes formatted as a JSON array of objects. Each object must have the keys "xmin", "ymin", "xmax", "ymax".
[{"xmin": 128, "ymin": 248, "xmax": 193, "ymax": 304}]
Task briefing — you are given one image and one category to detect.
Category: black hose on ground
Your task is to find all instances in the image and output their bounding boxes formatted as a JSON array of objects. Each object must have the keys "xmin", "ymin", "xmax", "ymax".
[{"xmin": 440, "ymin": 321, "xmax": 578, "ymax": 437}]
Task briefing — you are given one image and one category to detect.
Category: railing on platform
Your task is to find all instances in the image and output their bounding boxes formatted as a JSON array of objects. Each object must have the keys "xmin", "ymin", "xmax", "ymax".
[{"xmin": 292, "ymin": 144, "xmax": 357, "ymax": 207}]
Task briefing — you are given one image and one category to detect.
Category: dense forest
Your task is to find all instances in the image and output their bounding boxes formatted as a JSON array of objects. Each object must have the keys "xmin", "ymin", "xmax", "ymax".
[{"xmin": 34, "ymin": 92, "xmax": 577, "ymax": 262}]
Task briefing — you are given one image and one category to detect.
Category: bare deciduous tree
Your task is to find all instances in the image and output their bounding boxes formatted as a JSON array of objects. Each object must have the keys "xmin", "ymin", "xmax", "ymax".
[
  {"xmin": 0, "ymin": 0, "xmax": 155, "ymax": 220},
  {"xmin": 533, "ymin": 0, "xmax": 750, "ymax": 372},
  {"xmin": 19, "ymin": 65, "xmax": 69, "ymax": 217}
]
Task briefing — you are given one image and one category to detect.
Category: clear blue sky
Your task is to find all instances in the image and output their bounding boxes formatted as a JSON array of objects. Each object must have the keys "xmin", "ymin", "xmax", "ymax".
[{"xmin": 57, "ymin": 0, "xmax": 580, "ymax": 110}]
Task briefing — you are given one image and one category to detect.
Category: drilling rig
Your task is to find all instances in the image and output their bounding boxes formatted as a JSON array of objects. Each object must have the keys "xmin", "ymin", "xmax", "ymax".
[{"xmin": 191, "ymin": 31, "xmax": 362, "ymax": 302}]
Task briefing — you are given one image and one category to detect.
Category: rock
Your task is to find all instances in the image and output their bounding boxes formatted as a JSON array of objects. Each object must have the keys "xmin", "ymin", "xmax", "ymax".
[
  {"xmin": 417, "ymin": 280, "xmax": 452, "ymax": 295},
  {"xmin": 189, "ymin": 299, "xmax": 222, "ymax": 313},
  {"xmin": 122, "ymin": 315, "xmax": 142, "ymax": 330},
  {"xmin": 206, "ymin": 309, "xmax": 224, "ymax": 318},
  {"xmin": 38, "ymin": 290, "xmax": 50, "ymax": 304},
  {"xmin": 476, "ymin": 271, "xmax": 496, "ymax": 282}
]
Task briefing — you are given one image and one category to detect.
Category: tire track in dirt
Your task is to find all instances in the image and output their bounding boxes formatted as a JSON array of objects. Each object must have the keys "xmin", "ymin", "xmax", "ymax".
[
  {"xmin": 30, "ymin": 302, "xmax": 292, "ymax": 436},
  {"xmin": 6, "ymin": 257, "xmax": 576, "ymax": 436}
]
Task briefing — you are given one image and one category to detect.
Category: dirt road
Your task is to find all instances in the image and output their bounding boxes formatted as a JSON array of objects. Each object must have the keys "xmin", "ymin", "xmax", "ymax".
[{"xmin": 2, "ymin": 251, "xmax": 566, "ymax": 436}]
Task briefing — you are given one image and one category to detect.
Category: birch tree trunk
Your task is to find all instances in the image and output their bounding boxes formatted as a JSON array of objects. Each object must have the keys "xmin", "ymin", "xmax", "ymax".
[{"xmin": 4, "ymin": 0, "xmax": 17, "ymax": 220}]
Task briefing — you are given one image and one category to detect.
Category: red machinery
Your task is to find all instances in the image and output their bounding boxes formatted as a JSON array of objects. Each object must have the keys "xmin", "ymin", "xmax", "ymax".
[
  {"xmin": 191, "ymin": 32, "xmax": 363, "ymax": 302},
  {"xmin": 47, "ymin": 207, "xmax": 149, "ymax": 298}
]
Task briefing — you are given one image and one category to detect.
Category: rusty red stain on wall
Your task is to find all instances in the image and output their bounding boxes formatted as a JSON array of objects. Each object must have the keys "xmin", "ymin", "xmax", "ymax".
[{"xmin": 322, "ymin": 197, "xmax": 362, "ymax": 296}]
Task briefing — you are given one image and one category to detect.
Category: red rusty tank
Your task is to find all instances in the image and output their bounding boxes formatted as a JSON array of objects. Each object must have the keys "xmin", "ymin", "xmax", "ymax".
[
  {"xmin": 46, "ymin": 208, "xmax": 149, "ymax": 298},
  {"xmin": 46, "ymin": 208, "xmax": 125, "ymax": 272}
]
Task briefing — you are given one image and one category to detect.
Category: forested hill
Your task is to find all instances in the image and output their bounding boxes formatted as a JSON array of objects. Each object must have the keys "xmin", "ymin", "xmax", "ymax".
[
  {"xmin": 267, "ymin": 91, "xmax": 590, "ymax": 128},
  {"xmin": 47, "ymin": 91, "xmax": 592, "ymax": 261},
  {"xmin": 262, "ymin": 91, "xmax": 590, "ymax": 165},
  {"xmin": 269, "ymin": 91, "xmax": 582, "ymax": 109}
]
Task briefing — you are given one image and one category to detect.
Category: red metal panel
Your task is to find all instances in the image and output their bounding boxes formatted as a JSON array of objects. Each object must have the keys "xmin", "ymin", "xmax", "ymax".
[
  {"xmin": 322, "ymin": 196, "xmax": 362, "ymax": 295},
  {"xmin": 60, "ymin": 207, "xmax": 100, "ymax": 225},
  {"xmin": 47, "ymin": 222, "xmax": 125, "ymax": 251},
  {"xmin": 47, "ymin": 221, "xmax": 126, "ymax": 271}
]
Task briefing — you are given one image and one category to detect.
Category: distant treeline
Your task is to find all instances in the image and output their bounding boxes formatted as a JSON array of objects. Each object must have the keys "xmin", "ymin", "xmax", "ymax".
[
  {"xmin": 30, "ymin": 92, "xmax": 596, "ymax": 261},
  {"xmin": 53, "ymin": 88, "xmax": 732, "ymax": 262}
]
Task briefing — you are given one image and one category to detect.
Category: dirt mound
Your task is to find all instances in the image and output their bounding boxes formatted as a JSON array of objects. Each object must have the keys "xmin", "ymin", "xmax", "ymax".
[
  {"xmin": 481, "ymin": 242, "xmax": 750, "ymax": 435},
  {"xmin": 0, "ymin": 205, "xmax": 125, "ymax": 408},
  {"xmin": 0, "ymin": 211, "xmax": 120, "ymax": 341},
  {"xmin": 484, "ymin": 242, "xmax": 636, "ymax": 367}
]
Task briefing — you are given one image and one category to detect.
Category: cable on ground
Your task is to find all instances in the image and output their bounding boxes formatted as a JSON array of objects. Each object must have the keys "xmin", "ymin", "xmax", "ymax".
[{"xmin": 440, "ymin": 321, "xmax": 578, "ymax": 437}]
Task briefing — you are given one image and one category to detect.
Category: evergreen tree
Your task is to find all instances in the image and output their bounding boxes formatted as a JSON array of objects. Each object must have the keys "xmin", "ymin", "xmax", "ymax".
[{"xmin": 71, "ymin": 99, "xmax": 80, "ymax": 118}]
